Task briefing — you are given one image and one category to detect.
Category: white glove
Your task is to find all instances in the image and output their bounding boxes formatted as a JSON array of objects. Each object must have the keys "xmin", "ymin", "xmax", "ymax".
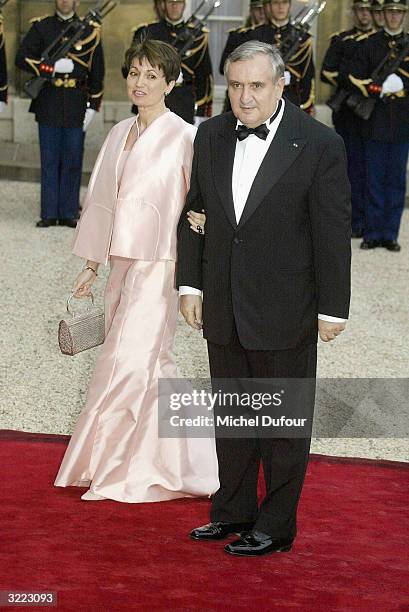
[
  {"xmin": 83, "ymin": 108, "xmax": 96, "ymax": 132},
  {"xmin": 194, "ymin": 116, "xmax": 207, "ymax": 127},
  {"xmin": 284, "ymin": 70, "xmax": 291, "ymax": 86},
  {"xmin": 53, "ymin": 58, "xmax": 74, "ymax": 74},
  {"xmin": 381, "ymin": 73, "xmax": 404, "ymax": 97},
  {"xmin": 176, "ymin": 70, "xmax": 184, "ymax": 85},
  {"xmin": 0, "ymin": 101, "xmax": 6, "ymax": 113}
]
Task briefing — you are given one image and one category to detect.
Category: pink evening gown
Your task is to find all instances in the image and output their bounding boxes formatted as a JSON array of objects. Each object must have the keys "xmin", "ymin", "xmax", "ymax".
[{"xmin": 54, "ymin": 112, "xmax": 219, "ymax": 502}]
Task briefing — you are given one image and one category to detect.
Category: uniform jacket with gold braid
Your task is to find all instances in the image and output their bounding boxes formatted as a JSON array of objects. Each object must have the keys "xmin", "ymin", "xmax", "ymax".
[
  {"xmin": 321, "ymin": 27, "xmax": 376, "ymax": 131},
  {"xmin": 220, "ymin": 22, "xmax": 315, "ymax": 112},
  {"xmin": 15, "ymin": 12, "xmax": 104, "ymax": 128},
  {"xmin": 131, "ymin": 19, "xmax": 213, "ymax": 122},
  {"xmin": 0, "ymin": 13, "xmax": 7, "ymax": 103},
  {"xmin": 348, "ymin": 29, "xmax": 409, "ymax": 143}
]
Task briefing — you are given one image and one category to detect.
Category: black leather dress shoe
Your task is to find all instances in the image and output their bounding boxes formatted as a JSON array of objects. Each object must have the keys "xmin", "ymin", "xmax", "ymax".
[
  {"xmin": 190, "ymin": 521, "xmax": 255, "ymax": 541},
  {"xmin": 224, "ymin": 530, "xmax": 293, "ymax": 556},
  {"xmin": 360, "ymin": 239, "xmax": 380, "ymax": 250},
  {"xmin": 382, "ymin": 240, "xmax": 401, "ymax": 252},
  {"xmin": 58, "ymin": 218, "xmax": 77, "ymax": 228},
  {"xmin": 351, "ymin": 230, "xmax": 363, "ymax": 239},
  {"xmin": 36, "ymin": 219, "xmax": 57, "ymax": 228}
]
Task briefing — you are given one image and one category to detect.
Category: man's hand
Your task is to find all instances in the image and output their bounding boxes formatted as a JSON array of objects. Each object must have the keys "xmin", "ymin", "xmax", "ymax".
[
  {"xmin": 381, "ymin": 73, "xmax": 404, "ymax": 97},
  {"xmin": 318, "ymin": 320, "xmax": 346, "ymax": 342},
  {"xmin": 180, "ymin": 295, "xmax": 203, "ymax": 330},
  {"xmin": 53, "ymin": 58, "xmax": 74, "ymax": 74},
  {"xmin": 83, "ymin": 108, "xmax": 96, "ymax": 132}
]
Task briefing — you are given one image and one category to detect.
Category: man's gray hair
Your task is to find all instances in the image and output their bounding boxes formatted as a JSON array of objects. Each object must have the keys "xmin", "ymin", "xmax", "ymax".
[{"xmin": 224, "ymin": 41, "xmax": 285, "ymax": 83}]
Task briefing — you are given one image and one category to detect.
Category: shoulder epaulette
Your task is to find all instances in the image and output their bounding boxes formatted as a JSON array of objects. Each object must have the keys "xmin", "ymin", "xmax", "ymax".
[
  {"xmin": 131, "ymin": 20, "xmax": 158, "ymax": 32},
  {"xmin": 29, "ymin": 14, "xmax": 52, "ymax": 24},
  {"xmin": 355, "ymin": 32, "xmax": 371, "ymax": 42},
  {"xmin": 329, "ymin": 31, "xmax": 341, "ymax": 40},
  {"xmin": 237, "ymin": 23, "xmax": 258, "ymax": 34}
]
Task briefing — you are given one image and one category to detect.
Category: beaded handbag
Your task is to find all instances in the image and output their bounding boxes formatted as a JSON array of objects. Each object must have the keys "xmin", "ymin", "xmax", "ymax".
[{"xmin": 58, "ymin": 293, "xmax": 105, "ymax": 356}]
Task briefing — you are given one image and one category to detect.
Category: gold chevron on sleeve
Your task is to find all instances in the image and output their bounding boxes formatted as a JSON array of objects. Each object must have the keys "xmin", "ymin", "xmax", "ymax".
[
  {"xmin": 349, "ymin": 74, "xmax": 371, "ymax": 97},
  {"xmin": 322, "ymin": 70, "xmax": 339, "ymax": 87},
  {"xmin": 25, "ymin": 57, "xmax": 41, "ymax": 77},
  {"xmin": 300, "ymin": 79, "xmax": 315, "ymax": 110}
]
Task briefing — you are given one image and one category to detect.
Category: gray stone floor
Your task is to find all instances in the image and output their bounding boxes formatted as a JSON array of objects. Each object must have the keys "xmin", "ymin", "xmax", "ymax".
[{"xmin": 0, "ymin": 179, "xmax": 408, "ymax": 461}]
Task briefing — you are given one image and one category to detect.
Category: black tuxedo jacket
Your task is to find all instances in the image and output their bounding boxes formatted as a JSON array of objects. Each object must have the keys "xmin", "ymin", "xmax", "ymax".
[{"xmin": 176, "ymin": 101, "xmax": 351, "ymax": 350}]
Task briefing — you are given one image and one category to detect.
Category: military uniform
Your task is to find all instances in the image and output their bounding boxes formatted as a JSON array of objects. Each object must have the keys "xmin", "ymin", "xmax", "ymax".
[
  {"xmin": 348, "ymin": 4, "xmax": 409, "ymax": 248},
  {"xmin": 0, "ymin": 12, "xmax": 7, "ymax": 103},
  {"xmin": 321, "ymin": 19, "xmax": 376, "ymax": 235},
  {"xmin": 15, "ymin": 12, "xmax": 105, "ymax": 224},
  {"xmin": 220, "ymin": 20, "xmax": 315, "ymax": 112},
  {"xmin": 131, "ymin": 19, "xmax": 213, "ymax": 123}
]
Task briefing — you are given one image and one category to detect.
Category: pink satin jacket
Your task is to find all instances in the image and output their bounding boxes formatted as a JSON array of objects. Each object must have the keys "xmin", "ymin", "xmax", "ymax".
[{"xmin": 72, "ymin": 111, "xmax": 196, "ymax": 265}]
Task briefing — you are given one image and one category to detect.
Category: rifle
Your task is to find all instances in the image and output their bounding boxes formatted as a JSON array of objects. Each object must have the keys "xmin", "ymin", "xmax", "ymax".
[
  {"xmin": 327, "ymin": 86, "xmax": 351, "ymax": 114},
  {"xmin": 24, "ymin": 0, "xmax": 117, "ymax": 100},
  {"xmin": 346, "ymin": 34, "xmax": 409, "ymax": 120},
  {"xmin": 171, "ymin": 0, "xmax": 221, "ymax": 58},
  {"xmin": 280, "ymin": 1, "xmax": 326, "ymax": 64}
]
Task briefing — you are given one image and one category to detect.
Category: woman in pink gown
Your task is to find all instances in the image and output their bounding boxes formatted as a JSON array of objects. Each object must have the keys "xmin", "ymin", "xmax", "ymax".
[{"xmin": 54, "ymin": 40, "xmax": 219, "ymax": 502}]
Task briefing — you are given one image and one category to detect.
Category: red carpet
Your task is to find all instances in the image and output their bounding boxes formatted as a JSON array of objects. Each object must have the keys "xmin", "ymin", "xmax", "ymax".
[{"xmin": 1, "ymin": 430, "xmax": 409, "ymax": 611}]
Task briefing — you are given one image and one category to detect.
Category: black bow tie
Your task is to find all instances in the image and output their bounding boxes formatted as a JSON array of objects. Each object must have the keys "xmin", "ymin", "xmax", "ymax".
[{"xmin": 236, "ymin": 123, "xmax": 269, "ymax": 141}]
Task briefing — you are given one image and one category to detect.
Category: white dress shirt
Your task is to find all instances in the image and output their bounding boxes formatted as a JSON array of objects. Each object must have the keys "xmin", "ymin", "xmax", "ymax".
[{"xmin": 180, "ymin": 99, "xmax": 346, "ymax": 323}]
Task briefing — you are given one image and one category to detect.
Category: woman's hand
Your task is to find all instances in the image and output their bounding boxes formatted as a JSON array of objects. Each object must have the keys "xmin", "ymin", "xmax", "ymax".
[
  {"xmin": 187, "ymin": 209, "xmax": 206, "ymax": 235},
  {"xmin": 72, "ymin": 268, "xmax": 97, "ymax": 298}
]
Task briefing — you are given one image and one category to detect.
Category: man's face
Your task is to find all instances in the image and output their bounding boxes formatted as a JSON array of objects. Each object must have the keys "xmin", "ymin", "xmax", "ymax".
[
  {"xmin": 55, "ymin": 0, "xmax": 78, "ymax": 15},
  {"xmin": 269, "ymin": 0, "xmax": 291, "ymax": 23},
  {"xmin": 354, "ymin": 7, "xmax": 373, "ymax": 28},
  {"xmin": 384, "ymin": 8, "xmax": 406, "ymax": 31},
  {"xmin": 227, "ymin": 53, "xmax": 285, "ymax": 128},
  {"xmin": 164, "ymin": 0, "xmax": 185, "ymax": 23},
  {"xmin": 372, "ymin": 9, "xmax": 385, "ymax": 27},
  {"xmin": 251, "ymin": 6, "xmax": 266, "ymax": 25}
]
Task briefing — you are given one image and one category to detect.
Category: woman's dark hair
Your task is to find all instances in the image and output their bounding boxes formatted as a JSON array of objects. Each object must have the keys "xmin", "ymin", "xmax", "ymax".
[{"xmin": 124, "ymin": 39, "xmax": 181, "ymax": 83}]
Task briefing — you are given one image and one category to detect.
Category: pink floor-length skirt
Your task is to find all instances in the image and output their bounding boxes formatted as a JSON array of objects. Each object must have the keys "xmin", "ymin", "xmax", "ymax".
[{"xmin": 55, "ymin": 256, "xmax": 219, "ymax": 502}]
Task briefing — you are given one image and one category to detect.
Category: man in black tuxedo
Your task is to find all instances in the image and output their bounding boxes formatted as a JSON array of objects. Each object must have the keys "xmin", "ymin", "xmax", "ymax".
[{"xmin": 177, "ymin": 41, "xmax": 351, "ymax": 557}]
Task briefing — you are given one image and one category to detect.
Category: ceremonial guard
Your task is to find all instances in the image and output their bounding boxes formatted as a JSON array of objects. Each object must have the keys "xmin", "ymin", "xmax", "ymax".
[
  {"xmin": 0, "ymin": 7, "xmax": 7, "ymax": 112},
  {"xmin": 219, "ymin": 0, "xmax": 316, "ymax": 113},
  {"xmin": 130, "ymin": 0, "xmax": 213, "ymax": 124},
  {"xmin": 348, "ymin": 0, "xmax": 409, "ymax": 251},
  {"xmin": 321, "ymin": 0, "xmax": 376, "ymax": 237},
  {"xmin": 244, "ymin": 0, "xmax": 266, "ymax": 27},
  {"xmin": 371, "ymin": 0, "xmax": 386, "ymax": 28},
  {"xmin": 15, "ymin": 0, "xmax": 105, "ymax": 228}
]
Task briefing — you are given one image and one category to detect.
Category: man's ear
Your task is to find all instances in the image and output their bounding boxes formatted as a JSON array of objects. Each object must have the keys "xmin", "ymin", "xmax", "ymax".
[{"xmin": 276, "ymin": 76, "xmax": 286, "ymax": 95}]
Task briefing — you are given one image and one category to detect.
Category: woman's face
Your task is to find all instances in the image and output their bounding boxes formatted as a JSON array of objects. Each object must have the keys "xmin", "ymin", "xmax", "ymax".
[{"xmin": 127, "ymin": 57, "xmax": 174, "ymax": 108}]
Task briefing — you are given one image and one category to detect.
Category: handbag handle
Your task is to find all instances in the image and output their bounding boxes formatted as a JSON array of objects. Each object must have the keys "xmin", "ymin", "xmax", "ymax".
[{"xmin": 66, "ymin": 292, "xmax": 95, "ymax": 315}]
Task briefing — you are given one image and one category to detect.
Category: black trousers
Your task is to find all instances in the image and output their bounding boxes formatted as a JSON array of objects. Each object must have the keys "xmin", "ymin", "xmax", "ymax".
[{"xmin": 207, "ymin": 325, "xmax": 317, "ymax": 539}]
